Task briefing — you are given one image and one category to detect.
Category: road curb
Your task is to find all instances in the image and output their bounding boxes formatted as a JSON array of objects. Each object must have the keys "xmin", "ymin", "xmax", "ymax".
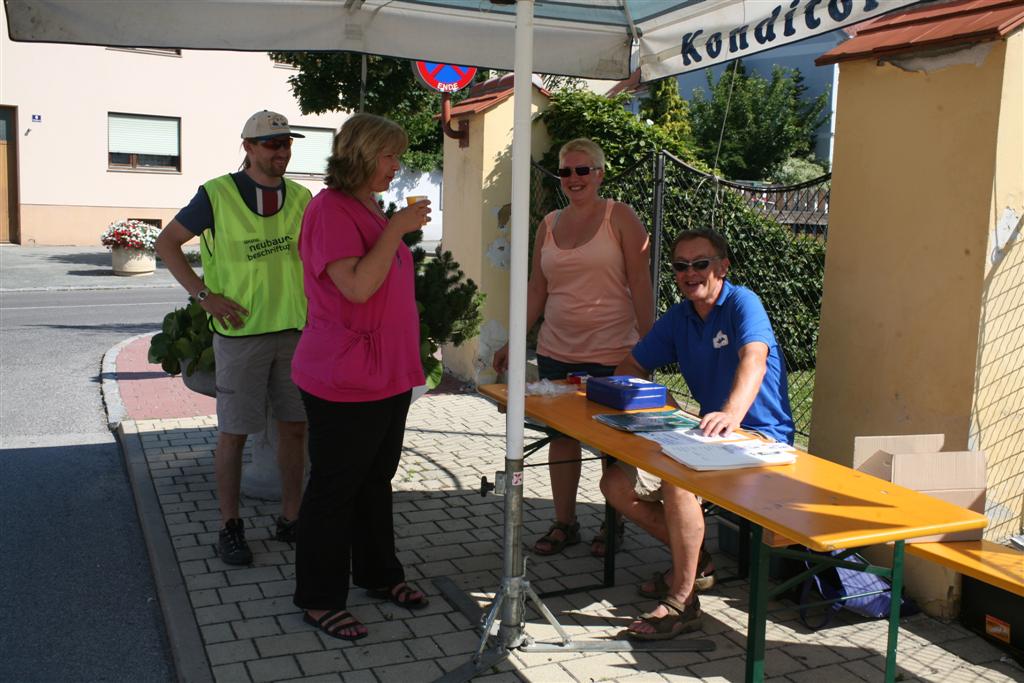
[
  {"xmin": 117, "ymin": 420, "xmax": 214, "ymax": 683},
  {"xmin": 100, "ymin": 333, "xmax": 154, "ymax": 430},
  {"xmin": 0, "ymin": 284, "xmax": 180, "ymax": 293}
]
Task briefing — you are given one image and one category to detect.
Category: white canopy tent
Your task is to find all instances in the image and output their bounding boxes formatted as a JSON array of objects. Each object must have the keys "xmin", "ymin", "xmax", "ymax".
[{"xmin": 4, "ymin": 1, "xmax": 922, "ymax": 679}]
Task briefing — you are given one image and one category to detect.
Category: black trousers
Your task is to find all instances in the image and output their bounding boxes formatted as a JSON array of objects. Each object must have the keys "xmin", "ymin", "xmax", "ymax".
[{"xmin": 293, "ymin": 388, "xmax": 412, "ymax": 610}]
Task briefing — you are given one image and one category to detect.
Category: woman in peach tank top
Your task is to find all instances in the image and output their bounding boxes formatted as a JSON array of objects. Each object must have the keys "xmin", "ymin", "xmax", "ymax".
[{"xmin": 492, "ymin": 138, "xmax": 654, "ymax": 557}]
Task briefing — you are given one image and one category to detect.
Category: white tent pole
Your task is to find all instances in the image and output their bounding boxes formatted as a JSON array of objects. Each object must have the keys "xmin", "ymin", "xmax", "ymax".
[{"xmin": 498, "ymin": 0, "xmax": 534, "ymax": 649}]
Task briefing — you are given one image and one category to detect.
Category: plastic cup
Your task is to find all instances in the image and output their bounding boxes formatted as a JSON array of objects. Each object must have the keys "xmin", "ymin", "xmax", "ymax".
[{"xmin": 406, "ymin": 195, "xmax": 428, "ymax": 225}]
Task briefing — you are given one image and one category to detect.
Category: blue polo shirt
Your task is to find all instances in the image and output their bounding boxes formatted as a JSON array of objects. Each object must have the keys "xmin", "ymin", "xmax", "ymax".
[{"xmin": 632, "ymin": 280, "xmax": 795, "ymax": 444}]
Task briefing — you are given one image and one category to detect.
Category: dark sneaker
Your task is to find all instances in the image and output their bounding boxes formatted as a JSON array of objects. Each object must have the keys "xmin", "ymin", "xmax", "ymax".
[
  {"xmin": 217, "ymin": 518, "xmax": 253, "ymax": 565},
  {"xmin": 274, "ymin": 516, "xmax": 298, "ymax": 543}
]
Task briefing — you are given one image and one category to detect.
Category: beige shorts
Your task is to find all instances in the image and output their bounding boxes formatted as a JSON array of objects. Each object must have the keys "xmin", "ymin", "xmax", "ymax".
[
  {"xmin": 213, "ymin": 330, "xmax": 306, "ymax": 434},
  {"xmin": 615, "ymin": 461, "xmax": 664, "ymax": 502}
]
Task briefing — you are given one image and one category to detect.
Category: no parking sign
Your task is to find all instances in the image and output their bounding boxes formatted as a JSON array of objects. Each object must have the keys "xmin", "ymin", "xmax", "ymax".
[{"xmin": 413, "ymin": 61, "xmax": 477, "ymax": 93}]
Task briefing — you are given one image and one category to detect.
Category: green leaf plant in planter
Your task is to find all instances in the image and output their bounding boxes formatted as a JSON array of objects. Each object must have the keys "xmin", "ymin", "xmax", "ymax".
[{"xmin": 148, "ymin": 299, "xmax": 216, "ymax": 395}]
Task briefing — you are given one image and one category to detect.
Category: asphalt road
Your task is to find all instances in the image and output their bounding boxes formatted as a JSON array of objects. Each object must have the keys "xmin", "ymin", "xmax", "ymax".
[{"xmin": 0, "ymin": 272, "xmax": 185, "ymax": 682}]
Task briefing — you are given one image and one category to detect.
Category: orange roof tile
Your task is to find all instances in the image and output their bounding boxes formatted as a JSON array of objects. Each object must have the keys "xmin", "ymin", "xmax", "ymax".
[
  {"xmin": 448, "ymin": 73, "xmax": 549, "ymax": 117},
  {"xmin": 817, "ymin": 0, "xmax": 1024, "ymax": 65}
]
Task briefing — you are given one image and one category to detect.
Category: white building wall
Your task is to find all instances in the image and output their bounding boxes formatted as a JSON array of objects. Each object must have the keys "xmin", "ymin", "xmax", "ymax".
[{"xmin": 0, "ymin": 12, "xmax": 443, "ymax": 246}]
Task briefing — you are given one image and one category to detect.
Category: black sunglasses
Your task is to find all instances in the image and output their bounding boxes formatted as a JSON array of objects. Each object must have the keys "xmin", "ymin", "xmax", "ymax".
[
  {"xmin": 257, "ymin": 137, "xmax": 293, "ymax": 150},
  {"xmin": 557, "ymin": 165, "xmax": 601, "ymax": 178},
  {"xmin": 672, "ymin": 256, "xmax": 721, "ymax": 273}
]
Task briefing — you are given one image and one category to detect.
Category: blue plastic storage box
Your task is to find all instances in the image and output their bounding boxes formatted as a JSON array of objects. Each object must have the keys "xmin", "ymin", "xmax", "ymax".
[{"xmin": 586, "ymin": 376, "xmax": 668, "ymax": 410}]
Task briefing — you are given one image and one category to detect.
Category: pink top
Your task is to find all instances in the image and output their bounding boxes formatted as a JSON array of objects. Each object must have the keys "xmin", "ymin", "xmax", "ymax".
[
  {"xmin": 536, "ymin": 200, "xmax": 641, "ymax": 366},
  {"xmin": 291, "ymin": 189, "xmax": 424, "ymax": 402}
]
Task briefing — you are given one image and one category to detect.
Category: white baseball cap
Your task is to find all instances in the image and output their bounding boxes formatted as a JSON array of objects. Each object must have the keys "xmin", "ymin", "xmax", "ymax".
[{"xmin": 240, "ymin": 110, "xmax": 305, "ymax": 140}]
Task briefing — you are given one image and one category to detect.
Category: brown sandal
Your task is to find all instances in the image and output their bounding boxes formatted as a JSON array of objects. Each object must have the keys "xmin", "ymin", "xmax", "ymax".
[
  {"xmin": 589, "ymin": 519, "xmax": 625, "ymax": 558},
  {"xmin": 626, "ymin": 595, "xmax": 703, "ymax": 641},
  {"xmin": 533, "ymin": 520, "xmax": 580, "ymax": 555}
]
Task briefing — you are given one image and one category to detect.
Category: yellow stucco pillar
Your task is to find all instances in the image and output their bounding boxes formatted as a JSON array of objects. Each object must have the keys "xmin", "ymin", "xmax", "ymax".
[
  {"xmin": 809, "ymin": 35, "xmax": 1023, "ymax": 616},
  {"xmin": 439, "ymin": 83, "xmax": 550, "ymax": 384}
]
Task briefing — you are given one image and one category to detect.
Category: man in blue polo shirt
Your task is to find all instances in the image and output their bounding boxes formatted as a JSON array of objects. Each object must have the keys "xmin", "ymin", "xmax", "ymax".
[{"xmin": 602, "ymin": 228, "xmax": 794, "ymax": 640}]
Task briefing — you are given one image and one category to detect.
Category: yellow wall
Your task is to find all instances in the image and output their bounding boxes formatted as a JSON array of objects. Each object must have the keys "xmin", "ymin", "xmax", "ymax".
[
  {"xmin": 809, "ymin": 43, "xmax": 1005, "ymax": 462},
  {"xmin": 19, "ymin": 204, "xmax": 178, "ymax": 245},
  {"xmin": 441, "ymin": 88, "xmax": 550, "ymax": 382},
  {"xmin": 973, "ymin": 31, "xmax": 1024, "ymax": 540},
  {"xmin": 809, "ymin": 35, "xmax": 1024, "ymax": 615}
]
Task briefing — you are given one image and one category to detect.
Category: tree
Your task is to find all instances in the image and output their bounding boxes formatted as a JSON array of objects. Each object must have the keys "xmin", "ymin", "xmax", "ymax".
[
  {"xmin": 688, "ymin": 61, "xmax": 829, "ymax": 181},
  {"xmin": 268, "ymin": 52, "xmax": 445, "ymax": 171},
  {"xmin": 539, "ymin": 89, "xmax": 697, "ymax": 180},
  {"xmin": 639, "ymin": 77, "xmax": 692, "ymax": 147}
]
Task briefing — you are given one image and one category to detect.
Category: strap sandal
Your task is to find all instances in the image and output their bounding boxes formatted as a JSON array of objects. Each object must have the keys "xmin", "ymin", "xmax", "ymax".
[
  {"xmin": 532, "ymin": 520, "xmax": 581, "ymax": 556},
  {"xmin": 367, "ymin": 581, "xmax": 429, "ymax": 610},
  {"xmin": 589, "ymin": 519, "xmax": 625, "ymax": 558},
  {"xmin": 695, "ymin": 547, "xmax": 716, "ymax": 591},
  {"xmin": 638, "ymin": 570, "xmax": 671, "ymax": 600},
  {"xmin": 626, "ymin": 595, "xmax": 703, "ymax": 641},
  {"xmin": 303, "ymin": 609, "xmax": 368, "ymax": 641},
  {"xmin": 637, "ymin": 548, "xmax": 716, "ymax": 599}
]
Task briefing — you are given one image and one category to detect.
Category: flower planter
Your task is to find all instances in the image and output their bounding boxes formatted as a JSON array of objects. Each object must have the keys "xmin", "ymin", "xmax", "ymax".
[
  {"xmin": 111, "ymin": 247, "xmax": 156, "ymax": 276},
  {"xmin": 179, "ymin": 361, "xmax": 216, "ymax": 397}
]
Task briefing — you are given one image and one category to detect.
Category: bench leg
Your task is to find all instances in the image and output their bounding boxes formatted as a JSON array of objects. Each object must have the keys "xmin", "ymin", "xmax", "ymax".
[
  {"xmin": 744, "ymin": 524, "xmax": 769, "ymax": 683},
  {"xmin": 885, "ymin": 540, "xmax": 905, "ymax": 683}
]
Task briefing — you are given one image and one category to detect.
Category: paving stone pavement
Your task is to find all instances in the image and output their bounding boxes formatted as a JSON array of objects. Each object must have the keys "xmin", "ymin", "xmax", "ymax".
[{"xmin": 118, "ymin": 392, "xmax": 1024, "ymax": 682}]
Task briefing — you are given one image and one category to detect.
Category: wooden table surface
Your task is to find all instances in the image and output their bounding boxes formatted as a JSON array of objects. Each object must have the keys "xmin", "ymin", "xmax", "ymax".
[{"xmin": 480, "ymin": 384, "xmax": 987, "ymax": 552}]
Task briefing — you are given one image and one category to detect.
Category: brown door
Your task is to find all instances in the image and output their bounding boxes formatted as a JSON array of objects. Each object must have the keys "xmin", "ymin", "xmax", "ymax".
[{"xmin": 0, "ymin": 107, "xmax": 18, "ymax": 243}]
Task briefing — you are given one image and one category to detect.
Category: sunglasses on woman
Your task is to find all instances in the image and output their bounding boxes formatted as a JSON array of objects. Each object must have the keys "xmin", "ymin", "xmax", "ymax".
[
  {"xmin": 256, "ymin": 137, "xmax": 293, "ymax": 150},
  {"xmin": 672, "ymin": 256, "xmax": 721, "ymax": 273},
  {"xmin": 557, "ymin": 165, "xmax": 601, "ymax": 178}
]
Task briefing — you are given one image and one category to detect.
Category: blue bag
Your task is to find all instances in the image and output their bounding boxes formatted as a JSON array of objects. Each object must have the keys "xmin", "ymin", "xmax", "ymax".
[{"xmin": 799, "ymin": 549, "xmax": 918, "ymax": 630}]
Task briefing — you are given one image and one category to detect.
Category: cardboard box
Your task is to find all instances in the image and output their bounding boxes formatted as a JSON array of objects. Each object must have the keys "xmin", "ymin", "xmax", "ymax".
[{"xmin": 852, "ymin": 434, "xmax": 986, "ymax": 543}]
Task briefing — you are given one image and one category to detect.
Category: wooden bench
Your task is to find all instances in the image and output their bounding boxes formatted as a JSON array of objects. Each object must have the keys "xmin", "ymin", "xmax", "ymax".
[{"xmin": 906, "ymin": 540, "xmax": 1024, "ymax": 597}]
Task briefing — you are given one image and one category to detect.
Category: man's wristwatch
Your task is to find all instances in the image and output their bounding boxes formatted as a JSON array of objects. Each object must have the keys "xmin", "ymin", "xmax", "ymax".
[{"xmin": 195, "ymin": 288, "xmax": 210, "ymax": 302}]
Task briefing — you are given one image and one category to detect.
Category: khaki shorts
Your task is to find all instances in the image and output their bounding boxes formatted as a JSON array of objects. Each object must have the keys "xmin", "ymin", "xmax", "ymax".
[
  {"xmin": 213, "ymin": 330, "xmax": 306, "ymax": 434},
  {"xmin": 615, "ymin": 461, "xmax": 664, "ymax": 502}
]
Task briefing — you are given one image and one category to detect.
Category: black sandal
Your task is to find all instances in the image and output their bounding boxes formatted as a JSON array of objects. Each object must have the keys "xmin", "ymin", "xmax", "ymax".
[
  {"xmin": 533, "ymin": 520, "xmax": 581, "ymax": 555},
  {"xmin": 367, "ymin": 581, "xmax": 429, "ymax": 609},
  {"xmin": 590, "ymin": 519, "xmax": 625, "ymax": 558},
  {"xmin": 303, "ymin": 609, "xmax": 368, "ymax": 641}
]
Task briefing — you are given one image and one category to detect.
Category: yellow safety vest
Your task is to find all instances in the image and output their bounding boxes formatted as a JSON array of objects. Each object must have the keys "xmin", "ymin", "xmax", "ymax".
[{"xmin": 200, "ymin": 174, "xmax": 310, "ymax": 336}]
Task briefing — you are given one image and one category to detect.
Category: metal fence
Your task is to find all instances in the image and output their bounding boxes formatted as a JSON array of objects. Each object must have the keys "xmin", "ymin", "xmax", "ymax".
[{"xmin": 532, "ymin": 152, "xmax": 830, "ymax": 444}]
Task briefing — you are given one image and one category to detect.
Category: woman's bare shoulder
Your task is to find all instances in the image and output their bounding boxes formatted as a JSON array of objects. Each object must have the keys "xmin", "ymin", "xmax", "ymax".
[{"xmin": 609, "ymin": 200, "xmax": 644, "ymax": 231}]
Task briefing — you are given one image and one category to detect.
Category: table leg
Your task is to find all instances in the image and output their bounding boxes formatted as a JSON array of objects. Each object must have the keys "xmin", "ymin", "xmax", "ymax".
[
  {"xmin": 884, "ymin": 540, "xmax": 905, "ymax": 683},
  {"xmin": 744, "ymin": 524, "xmax": 768, "ymax": 683},
  {"xmin": 603, "ymin": 502, "xmax": 618, "ymax": 587}
]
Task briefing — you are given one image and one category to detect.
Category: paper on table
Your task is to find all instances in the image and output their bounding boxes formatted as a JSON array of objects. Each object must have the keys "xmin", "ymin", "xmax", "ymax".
[
  {"xmin": 641, "ymin": 430, "xmax": 796, "ymax": 471},
  {"xmin": 641, "ymin": 429, "xmax": 752, "ymax": 448},
  {"xmin": 675, "ymin": 427, "xmax": 750, "ymax": 443}
]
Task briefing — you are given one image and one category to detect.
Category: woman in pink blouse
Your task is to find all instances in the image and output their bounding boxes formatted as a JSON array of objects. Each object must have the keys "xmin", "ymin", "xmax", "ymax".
[{"xmin": 291, "ymin": 113, "xmax": 431, "ymax": 641}]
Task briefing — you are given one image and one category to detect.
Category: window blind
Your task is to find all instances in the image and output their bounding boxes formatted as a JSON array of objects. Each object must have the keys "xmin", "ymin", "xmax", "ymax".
[
  {"xmin": 108, "ymin": 113, "xmax": 180, "ymax": 155},
  {"xmin": 288, "ymin": 127, "xmax": 334, "ymax": 176}
]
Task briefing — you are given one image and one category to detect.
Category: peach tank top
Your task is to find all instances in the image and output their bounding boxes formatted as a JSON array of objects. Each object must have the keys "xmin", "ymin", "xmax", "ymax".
[{"xmin": 536, "ymin": 200, "xmax": 640, "ymax": 366}]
